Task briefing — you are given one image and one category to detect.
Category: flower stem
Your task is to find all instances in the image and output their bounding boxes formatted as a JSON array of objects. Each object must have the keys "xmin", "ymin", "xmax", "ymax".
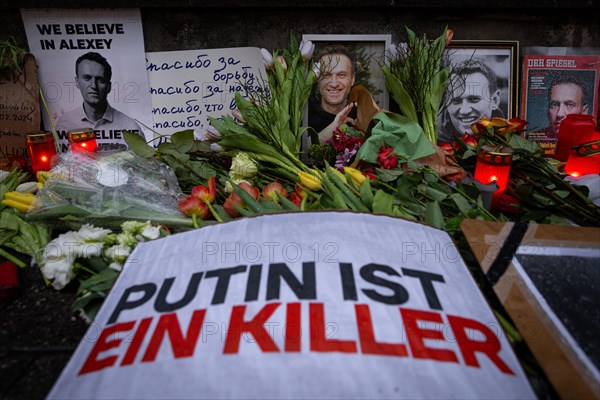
[
  {"xmin": 0, "ymin": 248, "xmax": 27, "ymax": 268},
  {"xmin": 192, "ymin": 214, "xmax": 199, "ymax": 229},
  {"xmin": 205, "ymin": 201, "xmax": 223, "ymax": 223},
  {"xmin": 39, "ymin": 89, "xmax": 61, "ymax": 153},
  {"xmin": 77, "ymin": 264, "xmax": 97, "ymax": 276}
]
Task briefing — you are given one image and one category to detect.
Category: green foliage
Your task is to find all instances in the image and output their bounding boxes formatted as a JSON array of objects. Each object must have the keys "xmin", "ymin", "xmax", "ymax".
[
  {"xmin": 383, "ymin": 27, "xmax": 450, "ymax": 143},
  {"xmin": 0, "ymin": 36, "xmax": 26, "ymax": 81}
]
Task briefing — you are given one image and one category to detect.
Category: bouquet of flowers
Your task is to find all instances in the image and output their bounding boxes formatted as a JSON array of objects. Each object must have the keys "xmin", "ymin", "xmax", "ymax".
[{"xmin": 308, "ymin": 124, "xmax": 365, "ymax": 170}]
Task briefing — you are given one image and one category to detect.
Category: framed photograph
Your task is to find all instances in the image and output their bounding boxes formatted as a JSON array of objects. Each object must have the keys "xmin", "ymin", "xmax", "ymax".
[
  {"xmin": 301, "ymin": 34, "xmax": 392, "ymax": 142},
  {"xmin": 438, "ymin": 40, "xmax": 520, "ymax": 142}
]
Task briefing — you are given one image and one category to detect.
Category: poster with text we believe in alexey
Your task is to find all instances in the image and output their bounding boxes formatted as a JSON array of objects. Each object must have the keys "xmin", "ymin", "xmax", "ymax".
[{"xmin": 21, "ymin": 9, "xmax": 154, "ymax": 149}]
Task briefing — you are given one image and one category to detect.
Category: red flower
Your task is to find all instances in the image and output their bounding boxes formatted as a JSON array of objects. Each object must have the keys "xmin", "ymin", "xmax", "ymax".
[
  {"xmin": 223, "ymin": 182, "xmax": 260, "ymax": 217},
  {"xmin": 495, "ymin": 193, "xmax": 522, "ymax": 215},
  {"xmin": 178, "ymin": 196, "xmax": 210, "ymax": 219},
  {"xmin": 331, "ymin": 128, "xmax": 348, "ymax": 152},
  {"xmin": 290, "ymin": 192, "xmax": 303, "ymax": 207},
  {"xmin": 508, "ymin": 117, "xmax": 528, "ymax": 133},
  {"xmin": 262, "ymin": 182, "xmax": 288, "ymax": 202},
  {"xmin": 223, "ymin": 196, "xmax": 242, "ymax": 217},
  {"xmin": 6, "ymin": 155, "xmax": 28, "ymax": 170},
  {"xmin": 460, "ymin": 133, "xmax": 478, "ymax": 148},
  {"xmin": 439, "ymin": 142, "xmax": 456, "ymax": 155},
  {"xmin": 191, "ymin": 176, "xmax": 217, "ymax": 203},
  {"xmin": 377, "ymin": 146, "xmax": 398, "ymax": 169}
]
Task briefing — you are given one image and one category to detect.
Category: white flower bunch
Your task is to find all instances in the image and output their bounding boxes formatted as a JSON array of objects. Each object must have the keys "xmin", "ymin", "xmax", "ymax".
[{"xmin": 41, "ymin": 220, "xmax": 162, "ymax": 289}]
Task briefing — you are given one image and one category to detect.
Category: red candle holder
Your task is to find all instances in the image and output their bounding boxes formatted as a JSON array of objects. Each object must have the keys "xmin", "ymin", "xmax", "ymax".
[
  {"xmin": 26, "ymin": 132, "xmax": 57, "ymax": 176},
  {"xmin": 68, "ymin": 128, "xmax": 97, "ymax": 153},
  {"xmin": 474, "ymin": 145, "xmax": 513, "ymax": 209},
  {"xmin": 554, "ymin": 114, "xmax": 596, "ymax": 162},
  {"xmin": 564, "ymin": 140, "xmax": 600, "ymax": 177},
  {"xmin": 0, "ymin": 261, "xmax": 20, "ymax": 301}
]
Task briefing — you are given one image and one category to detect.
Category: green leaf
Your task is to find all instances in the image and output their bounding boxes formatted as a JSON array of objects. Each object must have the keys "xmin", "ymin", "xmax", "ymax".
[
  {"xmin": 85, "ymin": 255, "xmax": 110, "ymax": 273},
  {"xmin": 157, "ymin": 142, "xmax": 178, "ymax": 155},
  {"xmin": 420, "ymin": 184, "xmax": 447, "ymax": 202},
  {"xmin": 372, "ymin": 190, "xmax": 394, "ymax": 215},
  {"xmin": 553, "ymin": 190, "xmax": 570, "ymax": 199},
  {"xmin": 124, "ymin": 131, "xmax": 155, "ymax": 158},
  {"xmin": 382, "ymin": 69, "xmax": 418, "ymax": 122},
  {"xmin": 169, "ymin": 130, "xmax": 195, "ymax": 153},
  {"xmin": 211, "ymin": 204, "xmax": 232, "ymax": 222},
  {"xmin": 451, "ymin": 193, "xmax": 473, "ymax": 214},
  {"xmin": 510, "ymin": 134, "xmax": 542, "ymax": 154},
  {"xmin": 78, "ymin": 268, "xmax": 119, "ymax": 292},
  {"xmin": 359, "ymin": 179, "xmax": 374, "ymax": 210},
  {"xmin": 424, "ymin": 201, "xmax": 445, "ymax": 229},
  {"xmin": 376, "ymin": 168, "xmax": 404, "ymax": 183}
]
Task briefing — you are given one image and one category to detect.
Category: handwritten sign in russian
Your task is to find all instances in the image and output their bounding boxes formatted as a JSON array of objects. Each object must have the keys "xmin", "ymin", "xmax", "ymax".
[
  {"xmin": 0, "ymin": 54, "xmax": 40, "ymax": 161},
  {"xmin": 146, "ymin": 48, "xmax": 266, "ymax": 142}
]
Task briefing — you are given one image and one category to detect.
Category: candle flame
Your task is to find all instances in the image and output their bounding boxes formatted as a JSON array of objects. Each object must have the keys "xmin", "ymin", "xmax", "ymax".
[
  {"xmin": 41, "ymin": 156, "xmax": 48, "ymax": 162},
  {"xmin": 569, "ymin": 171, "xmax": 581, "ymax": 178},
  {"xmin": 489, "ymin": 176, "xmax": 497, "ymax": 183}
]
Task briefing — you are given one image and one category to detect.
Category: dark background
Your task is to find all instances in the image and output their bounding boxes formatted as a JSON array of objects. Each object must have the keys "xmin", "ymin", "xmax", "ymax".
[
  {"xmin": 0, "ymin": 1, "xmax": 598, "ymax": 398},
  {"xmin": 2, "ymin": 1, "xmax": 599, "ymax": 54}
]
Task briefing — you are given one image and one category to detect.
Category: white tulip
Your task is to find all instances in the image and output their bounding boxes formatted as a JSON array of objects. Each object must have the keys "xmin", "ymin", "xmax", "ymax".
[
  {"xmin": 210, "ymin": 143, "xmax": 225, "ymax": 153},
  {"xmin": 299, "ymin": 40, "xmax": 315, "ymax": 60},
  {"xmin": 260, "ymin": 48, "xmax": 275, "ymax": 70},
  {"xmin": 231, "ymin": 109, "xmax": 246, "ymax": 123},
  {"xmin": 206, "ymin": 125, "xmax": 223, "ymax": 140}
]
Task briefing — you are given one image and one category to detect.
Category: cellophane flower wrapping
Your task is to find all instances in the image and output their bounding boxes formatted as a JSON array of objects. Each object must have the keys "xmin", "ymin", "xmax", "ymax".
[{"xmin": 28, "ymin": 151, "xmax": 190, "ymax": 228}]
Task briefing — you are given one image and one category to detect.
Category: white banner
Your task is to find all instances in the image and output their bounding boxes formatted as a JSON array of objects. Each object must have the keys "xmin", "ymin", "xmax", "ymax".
[
  {"xmin": 49, "ymin": 212, "xmax": 535, "ymax": 399},
  {"xmin": 21, "ymin": 9, "xmax": 154, "ymax": 147},
  {"xmin": 146, "ymin": 48, "xmax": 266, "ymax": 144}
]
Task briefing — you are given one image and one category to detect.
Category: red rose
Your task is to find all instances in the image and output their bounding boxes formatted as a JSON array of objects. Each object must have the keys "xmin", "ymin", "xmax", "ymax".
[{"xmin": 377, "ymin": 146, "xmax": 398, "ymax": 169}]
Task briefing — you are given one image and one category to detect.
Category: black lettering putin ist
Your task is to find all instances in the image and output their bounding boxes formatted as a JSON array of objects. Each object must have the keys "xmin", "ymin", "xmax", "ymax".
[{"xmin": 107, "ymin": 262, "xmax": 446, "ymax": 324}]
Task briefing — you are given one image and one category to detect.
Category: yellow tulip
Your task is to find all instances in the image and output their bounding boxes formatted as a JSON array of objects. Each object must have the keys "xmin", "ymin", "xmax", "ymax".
[
  {"xmin": 298, "ymin": 170, "xmax": 322, "ymax": 191},
  {"xmin": 344, "ymin": 167, "xmax": 366, "ymax": 186}
]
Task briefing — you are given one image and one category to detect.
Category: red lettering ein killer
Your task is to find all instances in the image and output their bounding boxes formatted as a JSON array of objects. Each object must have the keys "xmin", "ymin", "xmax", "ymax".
[{"xmin": 78, "ymin": 303, "xmax": 513, "ymax": 376}]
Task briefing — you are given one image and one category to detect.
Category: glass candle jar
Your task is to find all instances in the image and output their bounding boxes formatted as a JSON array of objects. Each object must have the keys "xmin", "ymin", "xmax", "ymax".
[
  {"xmin": 474, "ymin": 145, "xmax": 514, "ymax": 209},
  {"xmin": 68, "ymin": 128, "xmax": 97, "ymax": 153},
  {"xmin": 564, "ymin": 140, "xmax": 600, "ymax": 177},
  {"xmin": 26, "ymin": 132, "xmax": 57, "ymax": 176},
  {"xmin": 555, "ymin": 114, "xmax": 596, "ymax": 162}
]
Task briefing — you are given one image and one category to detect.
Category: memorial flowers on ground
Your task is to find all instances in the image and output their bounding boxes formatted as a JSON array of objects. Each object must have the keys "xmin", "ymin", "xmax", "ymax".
[{"xmin": 0, "ymin": 29, "xmax": 599, "ymax": 325}]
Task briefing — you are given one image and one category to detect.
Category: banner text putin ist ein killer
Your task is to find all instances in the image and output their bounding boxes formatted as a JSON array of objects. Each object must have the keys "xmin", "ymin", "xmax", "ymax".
[{"xmin": 79, "ymin": 261, "xmax": 515, "ymax": 376}]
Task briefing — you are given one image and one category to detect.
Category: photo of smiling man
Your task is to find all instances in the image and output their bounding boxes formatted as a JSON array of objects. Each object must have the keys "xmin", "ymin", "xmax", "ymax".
[
  {"xmin": 438, "ymin": 59, "xmax": 505, "ymax": 143},
  {"xmin": 56, "ymin": 52, "xmax": 144, "ymax": 140},
  {"xmin": 308, "ymin": 45, "xmax": 358, "ymax": 143}
]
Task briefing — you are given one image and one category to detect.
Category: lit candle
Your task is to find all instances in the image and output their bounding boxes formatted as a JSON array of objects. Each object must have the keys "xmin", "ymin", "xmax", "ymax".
[
  {"xmin": 564, "ymin": 140, "xmax": 600, "ymax": 177},
  {"xmin": 68, "ymin": 128, "xmax": 97, "ymax": 153},
  {"xmin": 474, "ymin": 145, "xmax": 513, "ymax": 209},
  {"xmin": 26, "ymin": 132, "xmax": 57, "ymax": 176}
]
